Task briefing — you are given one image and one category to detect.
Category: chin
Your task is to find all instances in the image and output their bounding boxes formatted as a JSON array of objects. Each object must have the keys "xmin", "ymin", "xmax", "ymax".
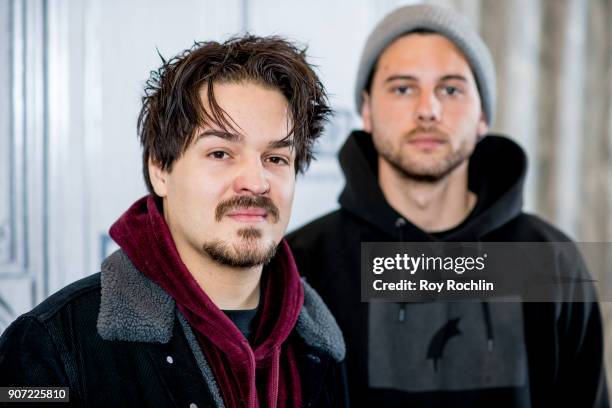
[{"xmin": 202, "ymin": 236, "xmax": 278, "ymax": 268}]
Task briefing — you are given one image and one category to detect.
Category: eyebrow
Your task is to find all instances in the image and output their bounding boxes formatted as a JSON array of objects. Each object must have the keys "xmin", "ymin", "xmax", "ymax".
[
  {"xmin": 385, "ymin": 74, "xmax": 468, "ymax": 83},
  {"xmin": 269, "ymin": 138, "xmax": 294, "ymax": 149},
  {"xmin": 439, "ymin": 74, "xmax": 468, "ymax": 82},
  {"xmin": 197, "ymin": 129, "xmax": 293, "ymax": 149},
  {"xmin": 197, "ymin": 130, "xmax": 243, "ymax": 143}
]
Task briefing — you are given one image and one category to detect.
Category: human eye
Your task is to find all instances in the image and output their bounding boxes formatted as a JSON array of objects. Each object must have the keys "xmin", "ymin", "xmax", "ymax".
[
  {"xmin": 438, "ymin": 85, "xmax": 463, "ymax": 97},
  {"xmin": 207, "ymin": 150, "xmax": 231, "ymax": 160},
  {"xmin": 265, "ymin": 155, "xmax": 290, "ymax": 166},
  {"xmin": 392, "ymin": 85, "xmax": 414, "ymax": 95}
]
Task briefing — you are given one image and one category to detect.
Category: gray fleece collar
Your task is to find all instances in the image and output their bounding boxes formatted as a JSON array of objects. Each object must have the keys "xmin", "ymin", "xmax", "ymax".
[
  {"xmin": 296, "ymin": 278, "xmax": 346, "ymax": 362},
  {"xmin": 96, "ymin": 250, "xmax": 345, "ymax": 362}
]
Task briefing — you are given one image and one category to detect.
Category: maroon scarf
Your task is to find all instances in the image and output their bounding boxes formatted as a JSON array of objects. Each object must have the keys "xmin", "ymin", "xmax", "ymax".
[{"xmin": 109, "ymin": 195, "xmax": 303, "ymax": 408}]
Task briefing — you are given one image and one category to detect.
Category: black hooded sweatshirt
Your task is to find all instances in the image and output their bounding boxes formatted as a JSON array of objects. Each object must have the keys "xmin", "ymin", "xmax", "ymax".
[{"xmin": 287, "ymin": 131, "xmax": 608, "ymax": 408}]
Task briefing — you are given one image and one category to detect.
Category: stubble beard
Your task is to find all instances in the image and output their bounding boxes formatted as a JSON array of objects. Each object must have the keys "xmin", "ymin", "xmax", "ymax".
[{"xmin": 372, "ymin": 128, "xmax": 475, "ymax": 183}]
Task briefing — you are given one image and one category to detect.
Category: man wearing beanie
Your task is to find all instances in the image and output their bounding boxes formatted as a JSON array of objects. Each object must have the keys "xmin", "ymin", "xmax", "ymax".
[{"xmin": 288, "ymin": 4, "xmax": 608, "ymax": 407}]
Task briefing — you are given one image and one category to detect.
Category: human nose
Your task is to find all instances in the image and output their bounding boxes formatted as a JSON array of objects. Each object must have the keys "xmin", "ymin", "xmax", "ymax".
[
  {"xmin": 414, "ymin": 90, "xmax": 442, "ymax": 124},
  {"xmin": 232, "ymin": 157, "xmax": 270, "ymax": 195}
]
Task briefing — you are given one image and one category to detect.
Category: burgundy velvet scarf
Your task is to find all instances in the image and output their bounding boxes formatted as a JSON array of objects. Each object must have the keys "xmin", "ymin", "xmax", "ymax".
[{"xmin": 109, "ymin": 195, "xmax": 304, "ymax": 408}]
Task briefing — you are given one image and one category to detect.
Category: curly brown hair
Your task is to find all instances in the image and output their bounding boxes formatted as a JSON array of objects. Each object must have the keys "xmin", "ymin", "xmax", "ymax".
[{"xmin": 137, "ymin": 35, "xmax": 331, "ymax": 196}]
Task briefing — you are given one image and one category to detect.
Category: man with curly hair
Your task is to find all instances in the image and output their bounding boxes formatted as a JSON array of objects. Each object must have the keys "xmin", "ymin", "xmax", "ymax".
[{"xmin": 0, "ymin": 35, "xmax": 348, "ymax": 407}]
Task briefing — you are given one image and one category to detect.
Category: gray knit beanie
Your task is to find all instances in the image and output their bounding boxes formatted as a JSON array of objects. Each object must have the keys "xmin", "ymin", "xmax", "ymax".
[{"xmin": 355, "ymin": 4, "xmax": 496, "ymax": 125}]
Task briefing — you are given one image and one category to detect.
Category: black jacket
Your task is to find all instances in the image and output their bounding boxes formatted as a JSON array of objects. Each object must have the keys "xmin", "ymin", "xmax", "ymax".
[
  {"xmin": 0, "ymin": 250, "xmax": 349, "ymax": 407},
  {"xmin": 287, "ymin": 131, "xmax": 608, "ymax": 408}
]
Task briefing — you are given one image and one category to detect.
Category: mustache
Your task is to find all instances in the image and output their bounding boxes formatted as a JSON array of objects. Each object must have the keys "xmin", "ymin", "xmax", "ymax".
[
  {"xmin": 215, "ymin": 195, "xmax": 280, "ymax": 223},
  {"xmin": 406, "ymin": 127, "xmax": 449, "ymax": 141}
]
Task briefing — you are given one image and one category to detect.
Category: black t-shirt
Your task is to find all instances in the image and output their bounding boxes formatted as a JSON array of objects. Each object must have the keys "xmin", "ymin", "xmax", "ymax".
[{"xmin": 222, "ymin": 307, "xmax": 259, "ymax": 341}]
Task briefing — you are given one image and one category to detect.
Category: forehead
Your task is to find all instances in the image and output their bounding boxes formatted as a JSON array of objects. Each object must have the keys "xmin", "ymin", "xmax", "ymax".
[
  {"xmin": 197, "ymin": 80, "xmax": 293, "ymax": 143},
  {"xmin": 375, "ymin": 33, "xmax": 475, "ymax": 81}
]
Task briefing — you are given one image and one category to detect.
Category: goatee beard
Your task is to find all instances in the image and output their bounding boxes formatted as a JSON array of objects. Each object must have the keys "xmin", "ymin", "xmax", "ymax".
[{"xmin": 201, "ymin": 227, "xmax": 277, "ymax": 268}]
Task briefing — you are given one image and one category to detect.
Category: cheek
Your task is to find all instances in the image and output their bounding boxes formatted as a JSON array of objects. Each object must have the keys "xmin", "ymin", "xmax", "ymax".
[
  {"xmin": 167, "ymin": 167, "xmax": 229, "ymax": 217},
  {"xmin": 445, "ymin": 100, "xmax": 481, "ymax": 124},
  {"xmin": 371, "ymin": 99, "xmax": 415, "ymax": 129},
  {"xmin": 371, "ymin": 95, "xmax": 396, "ymax": 118},
  {"xmin": 457, "ymin": 110, "xmax": 482, "ymax": 137},
  {"xmin": 272, "ymin": 174, "xmax": 295, "ymax": 215}
]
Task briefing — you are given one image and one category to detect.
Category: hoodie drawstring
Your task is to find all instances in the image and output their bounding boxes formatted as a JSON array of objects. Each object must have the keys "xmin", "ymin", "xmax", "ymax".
[
  {"xmin": 395, "ymin": 218, "xmax": 407, "ymax": 322},
  {"xmin": 481, "ymin": 301, "xmax": 494, "ymax": 351}
]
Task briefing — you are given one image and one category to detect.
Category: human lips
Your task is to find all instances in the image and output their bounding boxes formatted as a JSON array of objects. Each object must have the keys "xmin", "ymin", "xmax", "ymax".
[
  {"xmin": 407, "ymin": 132, "xmax": 447, "ymax": 149},
  {"xmin": 225, "ymin": 207, "xmax": 269, "ymax": 223}
]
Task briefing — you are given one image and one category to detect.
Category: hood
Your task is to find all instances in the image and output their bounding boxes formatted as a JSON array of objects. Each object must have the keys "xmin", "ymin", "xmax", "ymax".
[{"xmin": 338, "ymin": 131, "xmax": 527, "ymax": 241}]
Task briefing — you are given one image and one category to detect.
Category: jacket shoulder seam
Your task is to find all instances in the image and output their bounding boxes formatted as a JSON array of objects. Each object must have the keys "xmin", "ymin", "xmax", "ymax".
[{"xmin": 28, "ymin": 277, "xmax": 101, "ymax": 323}]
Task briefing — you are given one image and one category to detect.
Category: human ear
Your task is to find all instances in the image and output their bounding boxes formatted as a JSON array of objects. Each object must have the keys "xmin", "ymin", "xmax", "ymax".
[
  {"xmin": 477, "ymin": 111, "xmax": 489, "ymax": 139},
  {"xmin": 361, "ymin": 91, "xmax": 373, "ymax": 133},
  {"xmin": 148, "ymin": 158, "xmax": 169, "ymax": 197}
]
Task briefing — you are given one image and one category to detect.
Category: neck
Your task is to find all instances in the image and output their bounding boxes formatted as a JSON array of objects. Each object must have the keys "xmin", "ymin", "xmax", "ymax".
[
  {"xmin": 378, "ymin": 158, "xmax": 476, "ymax": 233},
  {"xmin": 177, "ymin": 243, "xmax": 262, "ymax": 311}
]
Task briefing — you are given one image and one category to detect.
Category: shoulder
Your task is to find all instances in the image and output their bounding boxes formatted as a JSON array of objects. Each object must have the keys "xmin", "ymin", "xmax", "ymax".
[
  {"xmin": 22, "ymin": 273, "xmax": 101, "ymax": 325},
  {"xmin": 287, "ymin": 208, "xmax": 363, "ymax": 263},
  {"xmin": 0, "ymin": 273, "xmax": 101, "ymax": 357},
  {"xmin": 0, "ymin": 274, "xmax": 101, "ymax": 386},
  {"xmin": 494, "ymin": 213, "xmax": 574, "ymax": 242},
  {"xmin": 287, "ymin": 209, "xmax": 346, "ymax": 246}
]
